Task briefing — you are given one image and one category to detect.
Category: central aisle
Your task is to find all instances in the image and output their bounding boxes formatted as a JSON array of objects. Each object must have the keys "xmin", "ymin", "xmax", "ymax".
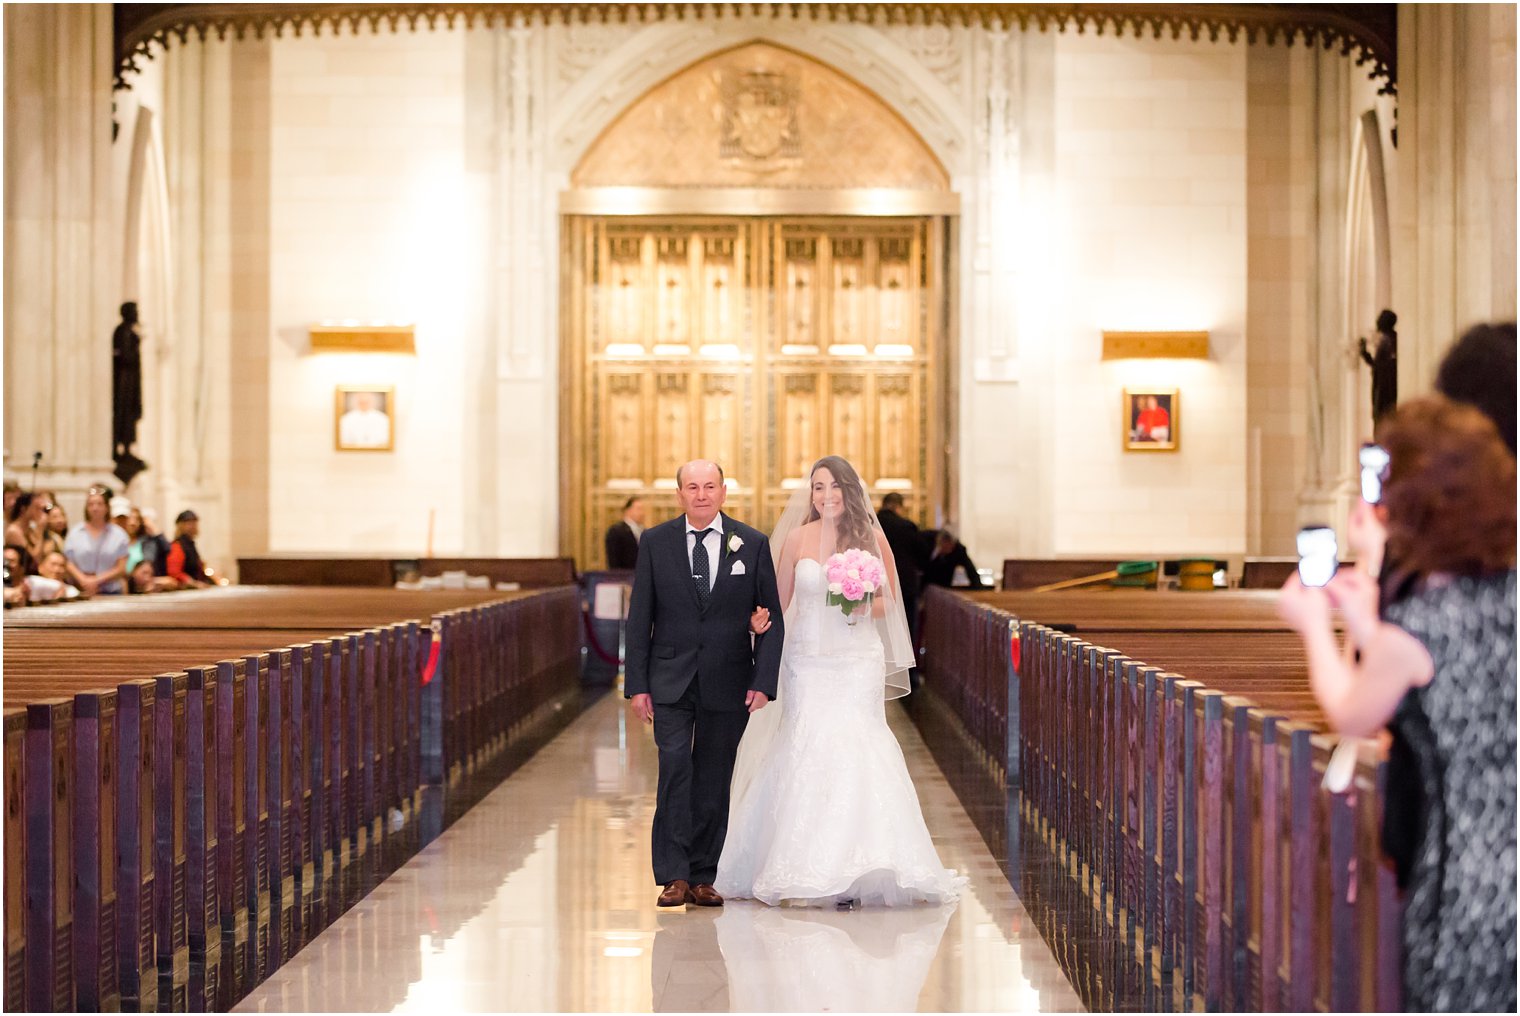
[{"xmin": 235, "ymin": 694, "xmax": 1083, "ymax": 1012}]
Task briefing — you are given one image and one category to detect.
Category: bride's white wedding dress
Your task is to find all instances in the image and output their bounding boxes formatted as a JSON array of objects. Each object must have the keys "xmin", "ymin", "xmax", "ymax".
[{"xmin": 714, "ymin": 557, "xmax": 966, "ymax": 907}]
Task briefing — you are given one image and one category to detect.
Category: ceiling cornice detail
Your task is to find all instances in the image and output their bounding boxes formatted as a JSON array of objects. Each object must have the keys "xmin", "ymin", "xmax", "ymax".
[{"xmin": 113, "ymin": 3, "xmax": 1397, "ymax": 94}]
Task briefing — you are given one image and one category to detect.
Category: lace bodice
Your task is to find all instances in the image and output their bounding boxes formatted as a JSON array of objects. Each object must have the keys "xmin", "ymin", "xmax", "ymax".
[{"xmin": 789, "ymin": 557, "xmax": 879, "ymax": 658}]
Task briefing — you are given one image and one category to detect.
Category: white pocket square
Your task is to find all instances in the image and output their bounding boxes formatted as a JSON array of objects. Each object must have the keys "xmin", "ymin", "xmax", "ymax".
[{"xmin": 730, "ymin": 560, "xmax": 746, "ymax": 576}]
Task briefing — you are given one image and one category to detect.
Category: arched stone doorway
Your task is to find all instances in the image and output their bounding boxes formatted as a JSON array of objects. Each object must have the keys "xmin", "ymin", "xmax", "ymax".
[{"xmin": 560, "ymin": 42, "xmax": 956, "ymax": 565}]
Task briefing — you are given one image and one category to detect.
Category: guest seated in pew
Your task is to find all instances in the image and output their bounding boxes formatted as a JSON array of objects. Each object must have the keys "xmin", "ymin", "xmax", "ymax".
[
  {"xmin": 121, "ymin": 503, "xmax": 171, "ymax": 577},
  {"xmin": 3, "ymin": 543, "xmax": 32, "ymax": 608},
  {"xmin": 64, "ymin": 486, "xmax": 129, "ymax": 595},
  {"xmin": 128, "ymin": 559, "xmax": 179, "ymax": 594},
  {"xmin": 5, "ymin": 491, "xmax": 54, "ymax": 564},
  {"xmin": 1278, "ymin": 396, "xmax": 1516, "ymax": 1013},
  {"xmin": 167, "ymin": 509, "xmax": 219, "ymax": 588},
  {"xmin": 925, "ymin": 527, "xmax": 987, "ymax": 590},
  {"xmin": 43, "ymin": 496, "xmax": 69, "ymax": 550},
  {"xmin": 29, "ymin": 550, "xmax": 83, "ymax": 603}
]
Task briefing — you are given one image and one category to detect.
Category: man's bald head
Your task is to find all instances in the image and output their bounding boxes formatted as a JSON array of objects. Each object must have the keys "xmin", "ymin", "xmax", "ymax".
[
  {"xmin": 675, "ymin": 460, "xmax": 724, "ymax": 487},
  {"xmin": 676, "ymin": 460, "xmax": 727, "ymax": 528}
]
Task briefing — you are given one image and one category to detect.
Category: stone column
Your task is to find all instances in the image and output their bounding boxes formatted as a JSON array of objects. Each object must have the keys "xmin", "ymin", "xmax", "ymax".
[
  {"xmin": 1394, "ymin": 4, "xmax": 1518, "ymax": 390},
  {"xmin": 3, "ymin": 3, "xmax": 117, "ymax": 500},
  {"xmin": 492, "ymin": 14, "xmax": 557, "ymax": 555}
]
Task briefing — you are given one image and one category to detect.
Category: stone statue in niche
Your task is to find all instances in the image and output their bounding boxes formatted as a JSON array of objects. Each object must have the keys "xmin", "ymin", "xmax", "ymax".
[
  {"xmin": 1358, "ymin": 308, "xmax": 1398, "ymax": 424},
  {"xmin": 719, "ymin": 69, "xmax": 801, "ymax": 171},
  {"xmin": 112, "ymin": 301, "xmax": 148, "ymax": 485}
]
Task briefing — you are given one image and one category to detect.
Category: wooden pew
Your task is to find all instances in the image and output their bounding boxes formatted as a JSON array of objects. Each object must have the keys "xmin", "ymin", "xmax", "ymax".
[
  {"xmin": 4, "ymin": 709, "xmax": 25, "ymax": 1011},
  {"xmin": 1001, "ymin": 558, "xmax": 1125, "ymax": 590},
  {"xmin": 235, "ymin": 556, "xmax": 576, "ymax": 589},
  {"xmin": 115, "ymin": 679, "xmax": 156, "ymax": 1011},
  {"xmin": 25, "ymin": 698, "xmax": 73, "ymax": 1012},
  {"xmin": 2, "ymin": 584, "xmax": 582, "ymax": 1012},
  {"xmin": 918, "ymin": 586, "xmax": 1399, "ymax": 1013},
  {"xmin": 71, "ymin": 689, "xmax": 118, "ymax": 1012}
]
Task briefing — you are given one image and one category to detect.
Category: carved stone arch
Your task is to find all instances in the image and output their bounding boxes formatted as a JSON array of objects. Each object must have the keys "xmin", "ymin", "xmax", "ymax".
[{"xmin": 550, "ymin": 21, "xmax": 968, "ymax": 182}]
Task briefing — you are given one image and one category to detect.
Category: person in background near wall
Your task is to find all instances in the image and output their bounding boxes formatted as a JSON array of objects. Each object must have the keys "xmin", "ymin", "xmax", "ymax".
[
  {"xmin": 3, "ymin": 544, "xmax": 29, "ymax": 608},
  {"xmin": 128, "ymin": 559, "xmax": 178, "ymax": 594},
  {"xmin": 1433, "ymin": 321, "xmax": 1516, "ymax": 456},
  {"xmin": 1358, "ymin": 308, "xmax": 1398, "ymax": 424},
  {"xmin": 64, "ymin": 486, "xmax": 129, "ymax": 595},
  {"xmin": 110, "ymin": 497, "xmax": 133, "ymax": 538},
  {"xmin": 1279, "ymin": 396, "xmax": 1516, "ymax": 1012},
  {"xmin": 31, "ymin": 550, "xmax": 82, "ymax": 603},
  {"xmin": 167, "ymin": 510, "xmax": 214, "ymax": 588},
  {"xmin": 40, "ymin": 494, "xmax": 68, "ymax": 557},
  {"xmin": 3, "ymin": 481, "xmax": 18, "ymax": 520},
  {"xmin": 5, "ymin": 492, "xmax": 49, "ymax": 563},
  {"xmin": 605, "ymin": 495, "xmax": 646, "ymax": 570},
  {"xmin": 124, "ymin": 505, "xmax": 172, "ymax": 577},
  {"xmin": 875, "ymin": 493, "xmax": 929, "ymax": 645},
  {"xmin": 924, "ymin": 527, "xmax": 986, "ymax": 590}
]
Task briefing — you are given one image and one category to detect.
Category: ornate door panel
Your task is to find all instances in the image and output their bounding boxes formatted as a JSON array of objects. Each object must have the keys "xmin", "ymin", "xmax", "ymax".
[{"xmin": 563, "ymin": 216, "xmax": 945, "ymax": 568}]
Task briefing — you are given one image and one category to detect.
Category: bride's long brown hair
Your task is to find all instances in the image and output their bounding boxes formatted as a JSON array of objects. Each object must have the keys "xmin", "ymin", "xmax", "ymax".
[{"xmin": 805, "ymin": 456, "xmax": 877, "ymax": 554}]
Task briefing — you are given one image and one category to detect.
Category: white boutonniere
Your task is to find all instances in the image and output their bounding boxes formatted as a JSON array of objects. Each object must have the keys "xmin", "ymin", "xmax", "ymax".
[{"xmin": 727, "ymin": 533, "xmax": 743, "ymax": 554}]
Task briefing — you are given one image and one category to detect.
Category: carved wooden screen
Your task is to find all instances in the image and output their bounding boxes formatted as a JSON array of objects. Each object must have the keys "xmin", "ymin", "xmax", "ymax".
[{"xmin": 561, "ymin": 216, "xmax": 946, "ymax": 568}]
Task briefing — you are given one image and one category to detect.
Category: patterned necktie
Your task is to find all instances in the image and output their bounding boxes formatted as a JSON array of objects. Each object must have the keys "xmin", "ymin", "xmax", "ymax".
[{"xmin": 691, "ymin": 529, "xmax": 712, "ymax": 609}]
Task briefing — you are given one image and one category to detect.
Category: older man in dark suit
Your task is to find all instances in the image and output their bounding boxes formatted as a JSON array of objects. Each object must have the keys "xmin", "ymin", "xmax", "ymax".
[{"xmin": 625, "ymin": 460, "xmax": 784, "ymax": 909}]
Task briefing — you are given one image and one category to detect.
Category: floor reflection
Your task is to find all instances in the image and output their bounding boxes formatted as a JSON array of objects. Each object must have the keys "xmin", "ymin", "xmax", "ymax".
[
  {"xmin": 236, "ymin": 695, "xmax": 1082, "ymax": 1013},
  {"xmin": 713, "ymin": 902, "xmax": 954, "ymax": 1012}
]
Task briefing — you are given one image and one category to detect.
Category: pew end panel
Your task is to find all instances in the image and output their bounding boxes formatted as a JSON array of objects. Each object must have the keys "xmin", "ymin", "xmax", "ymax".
[
  {"xmin": 4, "ymin": 708, "xmax": 25, "ymax": 1011},
  {"xmin": 71, "ymin": 689, "xmax": 120, "ymax": 1012},
  {"xmin": 115, "ymin": 678, "xmax": 158, "ymax": 1011},
  {"xmin": 24, "ymin": 697, "xmax": 74, "ymax": 1013}
]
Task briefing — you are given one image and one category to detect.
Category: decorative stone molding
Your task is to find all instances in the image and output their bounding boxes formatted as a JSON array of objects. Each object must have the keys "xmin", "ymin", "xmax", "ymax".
[{"xmin": 115, "ymin": 4, "xmax": 1397, "ymax": 93}]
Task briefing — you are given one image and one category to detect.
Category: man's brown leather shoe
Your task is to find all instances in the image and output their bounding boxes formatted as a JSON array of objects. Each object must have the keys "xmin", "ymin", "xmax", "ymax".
[
  {"xmin": 657, "ymin": 880, "xmax": 694, "ymax": 907},
  {"xmin": 690, "ymin": 884, "xmax": 724, "ymax": 907}
]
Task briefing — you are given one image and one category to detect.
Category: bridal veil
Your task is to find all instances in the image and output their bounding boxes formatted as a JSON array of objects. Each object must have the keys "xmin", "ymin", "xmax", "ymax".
[{"xmin": 729, "ymin": 455, "xmax": 917, "ymax": 806}]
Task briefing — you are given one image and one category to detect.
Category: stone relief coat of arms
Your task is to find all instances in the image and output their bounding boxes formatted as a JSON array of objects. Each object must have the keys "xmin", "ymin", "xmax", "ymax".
[{"xmin": 719, "ymin": 69, "xmax": 801, "ymax": 170}]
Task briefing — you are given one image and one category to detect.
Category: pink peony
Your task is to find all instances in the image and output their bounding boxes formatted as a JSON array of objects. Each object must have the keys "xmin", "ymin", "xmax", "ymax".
[{"xmin": 840, "ymin": 577, "xmax": 865, "ymax": 601}]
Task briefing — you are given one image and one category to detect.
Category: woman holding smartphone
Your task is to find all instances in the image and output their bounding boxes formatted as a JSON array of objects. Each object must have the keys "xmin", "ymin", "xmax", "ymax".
[{"xmin": 1279, "ymin": 396, "xmax": 1516, "ymax": 1012}]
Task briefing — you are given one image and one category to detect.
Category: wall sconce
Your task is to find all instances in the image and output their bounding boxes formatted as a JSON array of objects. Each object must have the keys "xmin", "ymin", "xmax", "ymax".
[
  {"xmin": 309, "ymin": 323, "xmax": 417, "ymax": 354},
  {"xmin": 1101, "ymin": 330, "xmax": 1210, "ymax": 360}
]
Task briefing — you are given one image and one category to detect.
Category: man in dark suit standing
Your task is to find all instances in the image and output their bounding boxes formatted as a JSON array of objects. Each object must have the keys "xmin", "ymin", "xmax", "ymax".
[
  {"xmin": 876, "ymin": 493, "xmax": 928, "ymax": 644},
  {"xmin": 625, "ymin": 460, "xmax": 784, "ymax": 909},
  {"xmin": 604, "ymin": 495, "xmax": 646, "ymax": 569}
]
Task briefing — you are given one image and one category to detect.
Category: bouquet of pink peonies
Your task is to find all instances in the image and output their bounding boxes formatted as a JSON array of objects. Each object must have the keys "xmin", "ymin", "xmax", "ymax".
[{"xmin": 824, "ymin": 548, "xmax": 887, "ymax": 623}]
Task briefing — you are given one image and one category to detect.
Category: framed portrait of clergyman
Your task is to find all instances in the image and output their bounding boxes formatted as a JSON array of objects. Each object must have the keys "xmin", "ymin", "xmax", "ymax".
[
  {"xmin": 335, "ymin": 385, "xmax": 395, "ymax": 451},
  {"xmin": 1123, "ymin": 388, "xmax": 1178, "ymax": 451}
]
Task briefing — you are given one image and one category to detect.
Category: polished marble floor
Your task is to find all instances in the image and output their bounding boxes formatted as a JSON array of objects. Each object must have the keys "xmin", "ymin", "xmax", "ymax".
[{"xmin": 235, "ymin": 695, "xmax": 1083, "ymax": 1012}]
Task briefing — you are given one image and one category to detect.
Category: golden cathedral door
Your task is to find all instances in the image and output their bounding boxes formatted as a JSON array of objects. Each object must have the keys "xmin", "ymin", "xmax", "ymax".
[{"xmin": 561, "ymin": 215, "xmax": 949, "ymax": 567}]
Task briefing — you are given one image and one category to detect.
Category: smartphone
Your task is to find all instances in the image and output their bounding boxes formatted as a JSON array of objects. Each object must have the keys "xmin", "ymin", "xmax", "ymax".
[
  {"xmin": 1297, "ymin": 526, "xmax": 1338, "ymax": 587},
  {"xmin": 1359, "ymin": 443, "xmax": 1390, "ymax": 504}
]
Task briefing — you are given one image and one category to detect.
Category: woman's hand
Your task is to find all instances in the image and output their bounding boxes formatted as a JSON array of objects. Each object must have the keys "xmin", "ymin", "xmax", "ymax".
[
  {"xmin": 1346, "ymin": 499, "xmax": 1388, "ymax": 576},
  {"xmin": 1277, "ymin": 573, "xmax": 1331, "ymax": 634},
  {"xmin": 749, "ymin": 606, "xmax": 772, "ymax": 634},
  {"xmin": 1326, "ymin": 568, "xmax": 1382, "ymax": 648},
  {"xmin": 78, "ymin": 574, "xmax": 100, "ymax": 597}
]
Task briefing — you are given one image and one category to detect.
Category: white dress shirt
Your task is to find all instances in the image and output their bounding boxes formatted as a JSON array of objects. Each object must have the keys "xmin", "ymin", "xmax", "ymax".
[{"xmin": 684, "ymin": 514, "xmax": 723, "ymax": 592}]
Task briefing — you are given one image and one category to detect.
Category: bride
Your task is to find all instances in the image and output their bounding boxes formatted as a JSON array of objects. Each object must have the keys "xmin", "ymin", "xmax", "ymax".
[{"xmin": 714, "ymin": 455, "xmax": 965, "ymax": 907}]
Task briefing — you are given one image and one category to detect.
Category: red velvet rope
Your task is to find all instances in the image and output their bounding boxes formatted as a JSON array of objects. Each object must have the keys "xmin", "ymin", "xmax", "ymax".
[
  {"xmin": 581, "ymin": 606, "xmax": 623, "ymax": 666},
  {"xmin": 420, "ymin": 631, "xmax": 442, "ymax": 685}
]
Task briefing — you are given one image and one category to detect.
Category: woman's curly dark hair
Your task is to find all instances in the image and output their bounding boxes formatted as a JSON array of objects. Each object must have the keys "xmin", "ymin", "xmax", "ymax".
[{"xmin": 1377, "ymin": 396, "xmax": 1517, "ymax": 577}]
